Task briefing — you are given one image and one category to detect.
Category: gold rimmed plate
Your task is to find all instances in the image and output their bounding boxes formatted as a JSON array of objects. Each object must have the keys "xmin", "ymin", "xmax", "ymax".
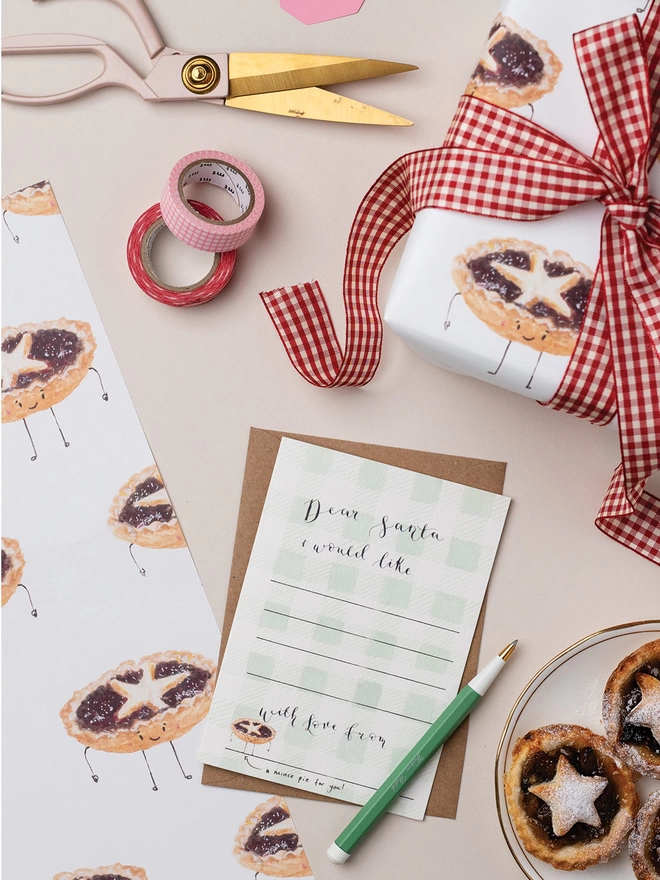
[{"xmin": 495, "ymin": 621, "xmax": 660, "ymax": 879}]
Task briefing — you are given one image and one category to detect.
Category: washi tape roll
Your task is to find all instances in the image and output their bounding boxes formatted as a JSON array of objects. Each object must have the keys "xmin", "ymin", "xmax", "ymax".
[
  {"xmin": 161, "ymin": 150, "xmax": 265, "ymax": 252},
  {"xmin": 127, "ymin": 200, "xmax": 237, "ymax": 307}
]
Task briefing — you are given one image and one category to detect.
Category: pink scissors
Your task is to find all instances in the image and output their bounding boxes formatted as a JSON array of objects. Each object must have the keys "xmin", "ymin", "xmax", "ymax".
[{"xmin": 2, "ymin": 0, "xmax": 417, "ymax": 124}]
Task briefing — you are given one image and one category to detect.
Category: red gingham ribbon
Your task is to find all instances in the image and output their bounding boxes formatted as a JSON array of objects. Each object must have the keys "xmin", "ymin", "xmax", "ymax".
[{"xmin": 261, "ymin": 8, "xmax": 660, "ymax": 564}]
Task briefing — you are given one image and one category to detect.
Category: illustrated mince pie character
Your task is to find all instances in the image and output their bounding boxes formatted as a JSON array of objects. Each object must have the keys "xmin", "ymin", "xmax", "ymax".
[
  {"xmin": 2, "ymin": 319, "xmax": 108, "ymax": 460},
  {"xmin": 231, "ymin": 717, "xmax": 277, "ymax": 759},
  {"xmin": 465, "ymin": 15, "xmax": 562, "ymax": 113},
  {"xmin": 234, "ymin": 796, "xmax": 313, "ymax": 878},
  {"xmin": 108, "ymin": 464, "xmax": 186, "ymax": 576},
  {"xmin": 447, "ymin": 238, "xmax": 593, "ymax": 389},
  {"xmin": 2, "ymin": 537, "xmax": 37, "ymax": 617},
  {"xmin": 60, "ymin": 649, "xmax": 216, "ymax": 791},
  {"xmin": 504, "ymin": 724, "xmax": 639, "ymax": 871},
  {"xmin": 629, "ymin": 789, "xmax": 660, "ymax": 880},
  {"xmin": 53, "ymin": 865, "xmax": 148, "ymax": 880},
  {"xmin": 603, "ymin": 638, "xmax": 660, "ymax": 778},
  {"xmin": 3, "ymin": 180, "xmax": 59, "ymax": 243}
]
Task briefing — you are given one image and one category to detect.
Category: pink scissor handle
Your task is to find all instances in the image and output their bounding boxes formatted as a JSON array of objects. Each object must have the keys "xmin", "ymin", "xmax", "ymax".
[
  {"xmin": 1, "ymin": 33, "xmax": 157, "ymax": 104},
  {"xmin": 35, "ymin": 0, "xmax": 165, "ymax": 59}
]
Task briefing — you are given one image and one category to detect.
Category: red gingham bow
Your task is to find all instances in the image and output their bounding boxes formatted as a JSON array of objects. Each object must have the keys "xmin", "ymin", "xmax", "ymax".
[{"xmin": 261, "ymin": 8, "xmax": 660, "ymax": 564}]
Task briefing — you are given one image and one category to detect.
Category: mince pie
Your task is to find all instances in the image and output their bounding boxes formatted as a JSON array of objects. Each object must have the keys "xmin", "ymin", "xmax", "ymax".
[
  {"xmin": 3, "ymin": 180, "xmax": 59, "ymax": 217},
  {"xmin": 466, "ymin": 15, "xmax": 562, "ymax": 109},
  {"xmin": 60, "ymin": 650, "xmax": 216, "ymax": 754},
  {"xmin": 2, "ymin": 537, "xmax": 25, "ymax": 607},
  {"xmin": 108, "ymin": 465, "xmax": 186, "ymax": 550},
  {"xmin": 603, "ymin": 639, "xmax": 660, "ymax": 778},
  {"xmin": 630, "ymin": 789, "xmax": 660, "ymax": 880},
  {"xmin": 505, "ymin": 724, "xmax": 639, "ymax": 871},
  {"xmin": 53, "ymin": 865, "xmax": 147, "ymax": 880},
  {"xmin": 2, "ymin": 319, "xmax": 97, "ymax": 423},
  {"xmin": 232, "ymin": 718, "xmax": 277, "ymax": 745},
  {"xmin": 452, "ymin": 239, "xmax": 592, "ymax": 356},
  {"xmin": 234, "ymin": 796, "xmax": 312, "ymax": 878}
]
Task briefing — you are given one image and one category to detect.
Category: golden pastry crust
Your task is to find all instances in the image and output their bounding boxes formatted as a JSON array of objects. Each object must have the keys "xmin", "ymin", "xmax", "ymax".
[
  {"xmin": 60, "ymin": 650, "xmax": 216, "ymax": 754},
  {"xmin": 53, "ymin": 865, "xmax": 147, "ymax": 880},
  {"xmin": 465, "ymin": 15, "xmax": 563, "ymax": 109},
  {"xmin": 3, "ymin": 181, "xmax": 59, "ymax": 216},
  {"xmin": 234, "ymin": 796, "xmax": 313, "ymax": 878},
  {"xmin": 108, "ymin": 464, "xmax": 186, "ymax": 550},
  {"xmin": 603, "ymin": 639, "xmax": 660, "ymax": 779},
  {"xmin": 2, "ymin": 537, "xmax": 25, "ymax": 607},
  {"xmin": 231, "ymin": 718, "xmax": 277, "ymax": 745},
  {"xmin": 630, "ymin": 790, "xmax": 660, "ymax": 880},
  {"xmin": 2, "ymin": 319, "xmax": 96, "ymax": 423},
  {"xmin": 504, "ymin": 724, "xmax": 639, "ymax": 871},
  {"xmin": 452, "ymin": 238, "xmax": 592, "ymax": 356}
]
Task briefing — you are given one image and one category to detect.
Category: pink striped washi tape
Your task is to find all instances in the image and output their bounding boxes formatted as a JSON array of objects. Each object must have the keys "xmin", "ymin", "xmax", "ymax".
[{"xmin": 160, "ymin": 151, "xmax": 264, "ymax": 252}]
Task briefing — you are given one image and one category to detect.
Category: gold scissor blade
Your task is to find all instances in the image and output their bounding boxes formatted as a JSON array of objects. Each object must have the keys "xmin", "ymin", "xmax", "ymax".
[
  {"xmin": 228, "ymin": 53, "xmax": 417, "ymax": 98},
  {"xmin": 225, "ymin": 86, "xmax": 413, "ymax": 125}
]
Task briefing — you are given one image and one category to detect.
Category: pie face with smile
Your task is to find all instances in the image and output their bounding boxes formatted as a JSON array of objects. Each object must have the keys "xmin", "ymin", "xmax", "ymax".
[
  {"xmin": 505, "ymin": 724, "xmax": 639, "ymax": 871},
  {"xmin": 234, "ymin": 796, "xmax": 312, "ymax": 877},
  {"xmin": 60, "ymin": 650, "xmax": 216, "ymax": 754},
  {"xmin": 108, "ymin": 465, "xmax": 186, "ymax": 550},
  {"xmin": 452, "ymin": 239, "xmax": 593, "ymax": 356},
  {"xmin": 603, "ymin": 639, "xmax": 660, "ymax": 778},
  {"xmin": 2, "ymin": 537, "xmax": 25, "ymax": 607},
  {"xmin": 53, "ymin": 865, "xmax": 148, "ymax": 880},
  {"xmin": 465, "ymin": 15, "xmax": 563, "ymax": 109},
  {"xmin": 2, "ymin": 319, "xmax": 97, "ymax": 423}
]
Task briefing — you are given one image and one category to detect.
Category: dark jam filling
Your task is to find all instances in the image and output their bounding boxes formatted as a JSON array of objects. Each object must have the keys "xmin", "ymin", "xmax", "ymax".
[
  {"xmin": 75, "ymin": 662, "xmax": 211, "ymax": 732},
  {"xmin": 244, "ymin": 806, "xmax": 299, "ymax": 857},
  {"xmin": 118, "ymin": 477, "xmax": 174, "ymax": 529},
  {"xmin": 1, "ymin": 328, "xmax": 83, "ymax": 391},
  {"xmin": 520, "ymin": 746, "xmax": 619, "ymax": 848},
  {"xmin": 1, "ymin": 549, "xmax": 11, "ymax": 580},
  {"xmin": 467, "ymin": 250, "xmax": 590, "ymax": 331},
  {"xmin": 475, "ymin": 30, "xmax": 545, "ymax": 87},
  {"xmin": 235, "ymin": 722, "xmax": 274, "ymax": 738},
  {"xmin": 621, "ymin": 662, "xmax": 660, "ymax": 756},
  {"xmin": 648, "ymin": 814, "xmax": 660, "ymax": 873}
]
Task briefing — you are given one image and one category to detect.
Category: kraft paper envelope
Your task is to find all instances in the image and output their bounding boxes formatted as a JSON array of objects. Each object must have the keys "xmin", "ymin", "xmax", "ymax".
[{"xmin": 202, "ymin": 427, "xmax": 506, "ymax": 819}]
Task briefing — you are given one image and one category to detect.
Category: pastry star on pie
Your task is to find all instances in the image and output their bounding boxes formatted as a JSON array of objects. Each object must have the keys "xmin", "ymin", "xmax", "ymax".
[
  {"xmin": 53, "ymin": 865, "xmax": 147, "ymax": 880},
  {"xmin": 504, "ymin": 724, "xmax": 639, "ymax": 871},
  {"xmin": 2, "ymin": 319, "xmax": 97, "ymax": 423},
  {"xmin": 234, "ymin": 796, "xmax": 312, "ymax": 878},
  {"xmin": 108, "ymin": 464, "xmax": 186, "ymax": 550},
  {"xmin": 465, "ymin": 15, "xmax": 563, "ymax": 109},
  {"xmin": 604, "ymin": 639, "xmax": 660, "ymax": 778},
  {"xmin": 629, "ymin": 789, "xmax": 660, "ymax": 880},
  {"xmin": 528, "ymin": 754, "xmax": 608, "ymax": 837},
  {"xmin": 231, "ymin": 718, "xmax": 277, "ymax": 745},
  {"xmin": 60, "ymin": 650, "xmax": 216, "ymax": 754},
  {"xmin": 452, "ymin": 239, "xmax": 593, "ymax": 356}
]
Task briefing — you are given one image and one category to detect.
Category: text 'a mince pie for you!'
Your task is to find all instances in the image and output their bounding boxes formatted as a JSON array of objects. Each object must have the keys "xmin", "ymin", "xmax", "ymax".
[
  {"xmin": 53, "ymin": 865, "xmax": 147, "ymax": 880},
  {"xmin": 234, "ymin": 796, "xmax": 312, "ymax": 878},
  {"xmin": 505, "ymin": 724, "xmax": 639, "ymax": 871},
  {"xmin": 604, "ymin": 639, "xmax": 660, "ymax": 778},
  {"xmin": 630, "ymin": 790, "xmax": 660, "ymax": 880}
]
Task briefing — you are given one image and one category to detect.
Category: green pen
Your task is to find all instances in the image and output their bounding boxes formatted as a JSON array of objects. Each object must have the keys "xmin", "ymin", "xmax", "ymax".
[{"xmin": 327, "ymin": 639, "xmax": 518, "ymax": 864}]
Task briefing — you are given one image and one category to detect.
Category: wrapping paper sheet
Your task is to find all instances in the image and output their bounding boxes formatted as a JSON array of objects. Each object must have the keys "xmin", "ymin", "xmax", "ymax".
[
  {"xmin": 202, "ymin": 428, "xmax": 508, "ymax": 820},
  {"xmin": 385, "ymin": 0, "xmax": 660, "ymax": 403},
  {"xmin": 2, "ymin": 185, "xmax": 314, "ymax": 880}
]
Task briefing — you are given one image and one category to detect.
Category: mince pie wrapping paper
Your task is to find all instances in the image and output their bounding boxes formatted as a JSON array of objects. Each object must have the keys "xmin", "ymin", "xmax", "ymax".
[{"xmin": 259, "ymin": 0, "xmax": 660, "ymax": 567}]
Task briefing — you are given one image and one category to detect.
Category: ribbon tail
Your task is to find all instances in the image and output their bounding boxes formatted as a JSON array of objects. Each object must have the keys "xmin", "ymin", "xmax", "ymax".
[
  {"xmin": 260, "ymin": 154, "xmax": 416, "ymax": 387},
  {"xmin": 595, "ymin": 463, "xmax": 660, "ymax": 564}
]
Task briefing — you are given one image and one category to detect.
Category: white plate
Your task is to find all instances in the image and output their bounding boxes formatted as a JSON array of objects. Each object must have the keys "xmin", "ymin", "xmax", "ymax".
[{"xmin": 495, "ymin": 621, "xmax": 660, "ymax": 879}]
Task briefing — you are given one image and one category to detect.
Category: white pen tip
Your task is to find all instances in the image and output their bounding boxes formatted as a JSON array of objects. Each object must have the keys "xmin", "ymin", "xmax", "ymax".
[{"xmin": 327, "ymin": 842, "xmax": 351, "ymax": 864}]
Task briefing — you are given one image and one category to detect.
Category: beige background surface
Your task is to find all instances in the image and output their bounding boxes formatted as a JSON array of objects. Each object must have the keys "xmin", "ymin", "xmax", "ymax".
[{"xmin": 3, "ymin": 1, "xmax": 658, "ymax": 877}]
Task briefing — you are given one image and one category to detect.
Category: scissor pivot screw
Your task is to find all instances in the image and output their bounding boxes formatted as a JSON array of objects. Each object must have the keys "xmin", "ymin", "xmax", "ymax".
[{"xmin": 182, "ymin": 56, "xmax": 220, "ymax": 94}]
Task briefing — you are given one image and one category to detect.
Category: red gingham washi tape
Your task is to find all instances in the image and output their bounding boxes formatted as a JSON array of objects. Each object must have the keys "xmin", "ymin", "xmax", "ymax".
[
  {"xmin": 127, "ymin": 200, "xmax": 236, "ymax": 307},
  {"xmin": 160, "ymin": 150, "xmax": 265, "ymax": 252}
]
